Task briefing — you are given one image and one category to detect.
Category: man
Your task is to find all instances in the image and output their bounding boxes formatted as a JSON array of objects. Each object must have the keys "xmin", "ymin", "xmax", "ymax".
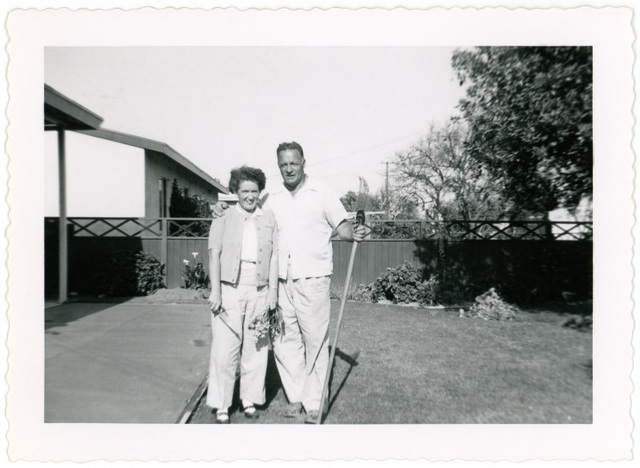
[{"xmin": 212, "ymin": 141, "xmax": 364, "ymax": 423}]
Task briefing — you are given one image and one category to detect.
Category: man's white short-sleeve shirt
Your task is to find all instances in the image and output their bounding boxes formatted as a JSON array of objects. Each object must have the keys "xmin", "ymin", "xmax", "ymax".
[{"xmin": 265, "ymin": 176, "xmax": 348, "ymax": 280}]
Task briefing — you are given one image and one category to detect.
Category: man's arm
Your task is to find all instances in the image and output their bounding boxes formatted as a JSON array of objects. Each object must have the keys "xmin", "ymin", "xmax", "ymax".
[{"xmin": 210, "ymin": 193, "xmax": 269, "ymax": 218}]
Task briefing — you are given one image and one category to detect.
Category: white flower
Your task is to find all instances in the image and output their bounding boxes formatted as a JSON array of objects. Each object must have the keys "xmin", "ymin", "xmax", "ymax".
[
  {"xmin": 192, "ymin": 252, "xmax": 198, "ymax": 259},
  {"xmin": 183, "ymin": 259, "xmax": 190, "ymax": 265}
]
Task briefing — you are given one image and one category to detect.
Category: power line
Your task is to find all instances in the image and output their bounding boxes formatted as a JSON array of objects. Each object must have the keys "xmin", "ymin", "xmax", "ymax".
[{"xmin": 304, "ymin": 130, "xmax": 423, "ymax": 169}]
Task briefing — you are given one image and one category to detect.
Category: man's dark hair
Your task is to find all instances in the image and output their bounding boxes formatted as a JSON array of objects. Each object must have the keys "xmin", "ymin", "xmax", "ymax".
[
  {"xmin": 276, "ymin": 141, "xmax": 304, "ymax": 158},
  {"xmin": 228, "ymin": 166, "xmax": 267, "ymax": 194}
]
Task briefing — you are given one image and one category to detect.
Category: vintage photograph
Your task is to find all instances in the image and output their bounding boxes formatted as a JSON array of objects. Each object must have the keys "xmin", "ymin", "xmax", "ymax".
[
  {"xmin": 43, "ymin": 45, "xmax": 593, "ymax": 426},
  {"xmin": 4, "ymin": 5, "xmax": 634, "ymax": 463}
]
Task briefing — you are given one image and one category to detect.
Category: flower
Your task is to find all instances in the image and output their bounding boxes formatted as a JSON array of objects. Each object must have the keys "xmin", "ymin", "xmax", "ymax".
[
  {"xmin": 192, "ymin": 252, "xmax": 199, "ymax": 259},
  {"xmin": 247, "ymin": 308, "xmax": 282, "ymax": 344},
  {"xmin": 183, "ymin": 259, "xmax": 190, "ymax": 265}
]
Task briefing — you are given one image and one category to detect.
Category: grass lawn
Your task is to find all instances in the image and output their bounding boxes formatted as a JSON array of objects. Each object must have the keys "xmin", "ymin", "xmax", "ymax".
[{"xmin": 188, "ymin": 301, "xmax": 591, "ymax": 424}]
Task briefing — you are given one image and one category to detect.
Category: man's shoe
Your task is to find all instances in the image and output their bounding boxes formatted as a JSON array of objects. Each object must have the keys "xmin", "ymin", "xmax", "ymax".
[
  {"xmin": 284, "ymin": 402, "xmax": 303, "ymax": 418},
  {"xmin": 304, "ymin": 409, "xmax": 322, "ymax": 424}
]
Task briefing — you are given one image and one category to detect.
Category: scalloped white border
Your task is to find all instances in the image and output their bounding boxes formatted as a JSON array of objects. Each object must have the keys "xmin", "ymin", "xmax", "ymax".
[{"xmin": 2, "ymin": 4, "xmax": 635, "ymax": 463}]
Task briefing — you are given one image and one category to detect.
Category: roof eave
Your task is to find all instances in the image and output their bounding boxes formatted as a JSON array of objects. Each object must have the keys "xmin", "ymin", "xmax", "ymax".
[
  {"xmin": 44, "ymin": 84, "xmax": 104, "ymax": 130},
  {"xmin": 76, "ymin": 128, "xmax": 228, "ymax": 194}
]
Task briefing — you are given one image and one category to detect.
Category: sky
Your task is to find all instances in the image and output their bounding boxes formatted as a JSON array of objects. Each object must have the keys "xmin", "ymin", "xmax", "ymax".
[{"xmin": 45, "ymin": 46, "xmax": 466, "ymax": 203}]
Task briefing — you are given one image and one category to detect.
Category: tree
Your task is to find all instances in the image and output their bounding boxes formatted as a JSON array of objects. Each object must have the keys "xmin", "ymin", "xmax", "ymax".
[
  {"xmin": 169, "ymin": 179, "xmax": 209, "ymax": 218},
  {"xmin": 375, "ymin": 186, "xmax": 418, "ymax": 220},
  {"xmin": 169, "ymin": 179, "xmax": 211, "ymax": 236},
  {"xmin": 191, "ymin": 194, "xmax": 213, "ymax": 218},
  {"xmin": 169, "ymin": 179, "xmax": 191, "ymax": 218},
  {"xmin": 451, "ymin": 46, "xmax": 592, "ymax": 213},
  {"xmin": 339, "ymin": 190, "xmax": 359, "ymax": 212},
  {"xmin": 392, "ymin": 120, "xmax": 509, "ymax": 221},
  {"xmin": 340, "ymin": 190, "xmax": 384, "ymax": 213}
]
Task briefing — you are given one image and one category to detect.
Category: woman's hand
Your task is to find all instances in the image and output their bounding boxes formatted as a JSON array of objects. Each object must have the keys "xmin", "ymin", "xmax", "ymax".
[
  {"xmin": 209, "ymin": 288, "xmax": 222, "ymax": 314},
  {"xmin": 267, "ymin": 287, "xmax": 278, "ymax": 311}
]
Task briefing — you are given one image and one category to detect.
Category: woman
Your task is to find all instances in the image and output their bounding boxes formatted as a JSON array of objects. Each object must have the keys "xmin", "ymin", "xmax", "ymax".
[{"xmin": 206, "ymin": 166, "xmax": 278, "ymax": 424}]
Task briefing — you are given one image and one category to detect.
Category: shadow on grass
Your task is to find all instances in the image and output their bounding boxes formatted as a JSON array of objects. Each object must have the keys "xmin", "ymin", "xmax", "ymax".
[
  {"xmin": 325, "ymin": 347, "xmax": 360, "ymax": 421},
  {"xmin": 192, "ymin": 345, "xmax": 360, "ymax": 423},
  {"xmin": 219, "ymin": 350, "xmax": 283, "ymax": 414},
  {"xmin": 264, "ymin": 350, "xmax": 283, "ymax": 406},
  {"xmin": 224, "ymin": 346, "xmax": 361, "ymax": 419}
]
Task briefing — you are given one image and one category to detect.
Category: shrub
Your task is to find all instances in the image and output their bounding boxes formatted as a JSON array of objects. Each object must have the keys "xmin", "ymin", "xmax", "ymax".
[
  {"xmin": 135, "ymin": 252, "xmax": 165, "ymax": 295},
  {"xmin": 460, "ymin": 287, "xmax": 517, "ymax": 321},
  {"xmin": 330, "ymin": 283, "xmax": 374, "ymax": 302},
  {"xmin": 351, "ymin": 284, "xmax": 374, "ymax": 302},
  {"xmin": 92, "ymin": 250, "xmax": 165, "ymax": 297},
  {"xmin": 182, "ymin": 252, "xmax": 209, "ymax": 289},
  {"xmin": 95, "ymin": 249, "xmax": 138, "ymax": 297},
  {"xmin": 561, "ymin": 315, "xmax": 592, "ymax": 332},
  {"xmin": 370, "ymin": 262, "xmax": 439, "ymax": 306}
]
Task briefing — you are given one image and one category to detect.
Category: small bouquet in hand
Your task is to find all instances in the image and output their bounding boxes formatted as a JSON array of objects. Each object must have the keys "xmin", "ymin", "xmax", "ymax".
[{"xmin": 248, "ymin": 307, "xmax": 284, "ymax": 343}]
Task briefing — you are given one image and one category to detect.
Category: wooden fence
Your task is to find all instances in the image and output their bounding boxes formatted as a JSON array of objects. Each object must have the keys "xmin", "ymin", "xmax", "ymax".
[
  {"xmin": 45, "ymin": 217, "xmax": 593, "ymax": 301},
  {"xmin": 332, "ymin": 238, "xmax": 592, "ymax": 302}
]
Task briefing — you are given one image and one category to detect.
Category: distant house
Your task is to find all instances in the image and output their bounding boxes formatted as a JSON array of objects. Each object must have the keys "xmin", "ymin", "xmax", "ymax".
[{"xmin": 548, "ymin": 195, "xmax": 593, "ymax": 240}]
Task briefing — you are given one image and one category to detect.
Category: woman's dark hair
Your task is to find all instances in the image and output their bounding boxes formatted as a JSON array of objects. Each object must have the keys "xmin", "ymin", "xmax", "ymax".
[
  {"xmin": 276, "ymin": 141, "xmax": 304, "ymax": 158},
  {"xmin": 228, "ymin": 166, "xmax": 267, "ymax": 194}
]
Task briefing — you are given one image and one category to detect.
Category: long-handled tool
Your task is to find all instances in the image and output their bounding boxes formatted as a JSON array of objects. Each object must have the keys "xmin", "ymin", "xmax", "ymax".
[{"xmin": 317, "ymin": 178, "xmax": 368, "ymax": 424}]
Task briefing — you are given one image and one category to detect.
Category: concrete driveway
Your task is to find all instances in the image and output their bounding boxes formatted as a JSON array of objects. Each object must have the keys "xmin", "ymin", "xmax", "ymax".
[{"xmin": 45, "ymin": 301, "xmax": 211, "ymax": 423}]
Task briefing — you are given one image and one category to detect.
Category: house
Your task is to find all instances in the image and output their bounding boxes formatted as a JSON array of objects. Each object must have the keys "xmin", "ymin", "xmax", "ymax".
[
  {"xmin": 45, "ymin": 84, "xmax": 227, "ymax": 301},
  {"xmin": 548, "ymin": 195, "xmax": 593, "ymax": 240},
  {"xmin": 74, "ymin": 128, "xmax": 228, "ymax": 218},
  {"xmin": 45, "ymin": 87, "xmax": 227, "ymax": 219}
]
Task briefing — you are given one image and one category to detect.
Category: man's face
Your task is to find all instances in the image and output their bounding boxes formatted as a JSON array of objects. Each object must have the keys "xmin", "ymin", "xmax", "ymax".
[{"xmin": 277, "ymin": 149, "xmax": 306, "ymax": 190}]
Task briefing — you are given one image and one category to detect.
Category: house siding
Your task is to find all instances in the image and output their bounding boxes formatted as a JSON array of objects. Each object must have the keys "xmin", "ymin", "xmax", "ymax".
[
  {"xmin": 144, "ymin": 149, "xmax": 220, "ymax": 217},
  {"xmin": 45, "ymin": 131, "xmax": 145, "ymax": 217}
]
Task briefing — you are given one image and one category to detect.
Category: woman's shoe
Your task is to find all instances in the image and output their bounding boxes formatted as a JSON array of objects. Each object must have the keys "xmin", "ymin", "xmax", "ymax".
[
  {"xmin": 215, "ymin": 411, "xmax": 230, "ymax": 424},
  {"xmin": 244, "ymin": 405, "xmax": 260, "ymax": 419}
]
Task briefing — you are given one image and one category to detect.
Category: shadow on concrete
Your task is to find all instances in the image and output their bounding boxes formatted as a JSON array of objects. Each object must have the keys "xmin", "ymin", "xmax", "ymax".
[{"xmin": 45, "ymin": 299, "xmax": 131, "ymax": 330}]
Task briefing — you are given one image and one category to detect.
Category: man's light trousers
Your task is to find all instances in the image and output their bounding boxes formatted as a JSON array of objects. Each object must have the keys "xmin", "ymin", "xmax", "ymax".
[{"xmin": 273, "ymin": 275, "xmax": 331, "ymax": 412}]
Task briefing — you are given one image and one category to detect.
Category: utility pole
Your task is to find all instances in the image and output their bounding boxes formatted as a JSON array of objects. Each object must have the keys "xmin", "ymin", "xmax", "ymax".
[{"xmin": 384, "ymin": 161, "xmax": 390, "ymax": 219}]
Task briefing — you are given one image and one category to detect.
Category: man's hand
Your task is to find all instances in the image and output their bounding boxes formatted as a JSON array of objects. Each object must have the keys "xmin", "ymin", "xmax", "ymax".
[
  {"xmin": 335, "ymin": 218, "xmax": 367, "ymax": 242},
  {"xmin": 210, "ymin": 201, "xmax": 229, "ymax": 219},
  {"xmin": 352, "ymin": 222, "xmax": 366, "ymax": 242}
]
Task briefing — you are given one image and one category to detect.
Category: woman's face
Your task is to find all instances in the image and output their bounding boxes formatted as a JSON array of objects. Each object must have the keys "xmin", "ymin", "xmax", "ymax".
[{"xmin": 237, "ymin": 180, "xmax": 260, "ymax": 213}]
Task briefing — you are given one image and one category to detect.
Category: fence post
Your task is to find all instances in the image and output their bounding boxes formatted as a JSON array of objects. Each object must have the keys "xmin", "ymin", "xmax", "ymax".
[
  {"xmin": 161, "ymin": 218, "xmax": 168, "ymax": 285},
  {"xmin": 57, "ymin": 129, "xmax": 68, "ymax": 303}
]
